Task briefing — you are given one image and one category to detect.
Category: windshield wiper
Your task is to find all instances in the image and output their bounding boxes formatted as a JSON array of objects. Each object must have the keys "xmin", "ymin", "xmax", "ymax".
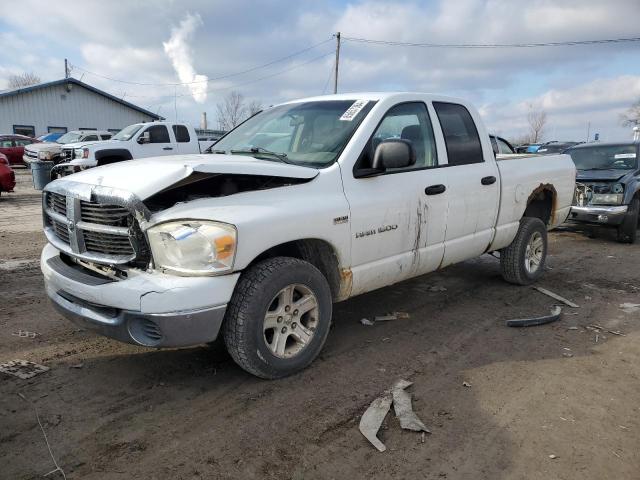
[{"xmin": 230, "ymin": 147, "xmax": 293, "ymax": 164}]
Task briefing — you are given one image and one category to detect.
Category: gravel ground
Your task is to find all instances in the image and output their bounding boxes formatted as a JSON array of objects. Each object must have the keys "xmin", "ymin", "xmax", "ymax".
[{"xmin": 1, "ymin": 169, "xmax": 639, "ymax": 480}]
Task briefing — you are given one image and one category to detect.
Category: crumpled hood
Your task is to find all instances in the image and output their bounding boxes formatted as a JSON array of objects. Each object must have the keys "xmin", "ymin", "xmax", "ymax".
[
  {"xmin": 49, "ymin": 154, "xmax": 318, "ymax": 199},
  {"xmin": 576, "ymin": 169, "xmax": 631, "ymax": 182},
  {"xmin": 62, "ymin": 140, "xmax": 104, "ymax": 149},
  {"xmin": 25, "ymin": 142, "xmax": 62, "ymax": 153}
]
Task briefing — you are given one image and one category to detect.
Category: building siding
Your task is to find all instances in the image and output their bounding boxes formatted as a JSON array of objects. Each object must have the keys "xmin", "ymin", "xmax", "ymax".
[{"xmin": 0, "ymin": 82, "xmax": 158, "ymax": 136}]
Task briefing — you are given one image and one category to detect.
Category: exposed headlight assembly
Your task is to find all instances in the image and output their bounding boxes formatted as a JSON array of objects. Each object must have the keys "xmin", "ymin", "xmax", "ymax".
[
  {"xmin": 74, "ymin": 148, "xmax": 89, "ymax": 159},
  {"xmin": 38, "ymin": 151, "xmax": 53, "ymax": 160},
  {"xmin": 591, "ymin": 193, "xmax": 623, "ymax": 205},
  {"xmin": 147, "ymin": 221, "xmax": 237, "ymax": 276},
  {"xmin": 612, "ymin": 183, "xmax": 624, "ymax": 194}
]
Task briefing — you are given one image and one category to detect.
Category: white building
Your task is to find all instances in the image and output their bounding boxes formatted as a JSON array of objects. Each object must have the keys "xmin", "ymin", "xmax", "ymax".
[{"xmin": 0, "ymin": 78, "xmax": 162, "ymax": 137}]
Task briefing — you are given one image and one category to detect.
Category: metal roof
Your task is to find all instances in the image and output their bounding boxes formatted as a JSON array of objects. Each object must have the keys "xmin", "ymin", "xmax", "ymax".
[{"xmin": 0, "ymin": 77, "xmax": 162, "ymax": 120}]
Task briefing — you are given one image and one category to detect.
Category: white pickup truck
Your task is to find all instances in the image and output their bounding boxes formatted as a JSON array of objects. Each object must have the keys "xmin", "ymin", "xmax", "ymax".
[
  {"xmin": 40, "ymin": 93, "xmax": 576, "ymax": 378},
  {"xmin": 51, "ymin": 121, "xmax": 200, "ymax": 177}
]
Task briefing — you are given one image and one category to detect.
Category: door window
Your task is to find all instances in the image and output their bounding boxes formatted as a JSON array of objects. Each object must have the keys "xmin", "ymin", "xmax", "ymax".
[
  {"xmin": 145, "ymin": 125, "xmax": 170, "ymax": 143},
  {"xmin": 497, "ymin": 138, "xmax": 514, "ymax": 154},
  {"xmin": 1, "ymin": 140, "xmax": 14, "ymax": 148},
  {"xmin": 172, "ymin": 125, "xmax": 190, "ymax": 143},
  {"xmin": 83, "ymin": 135, "xmax": 99, "ymax": 142},
  {"xmin": 15, "ymin": 139, "xmax": 33, "ymax": 146},
  {"xmin": 363, "ymin": 102, "xmax": 438, "ymax": 172},
  {"xmin": 433, "ymin": 102, "xmax": 484, "ymax": 166}
]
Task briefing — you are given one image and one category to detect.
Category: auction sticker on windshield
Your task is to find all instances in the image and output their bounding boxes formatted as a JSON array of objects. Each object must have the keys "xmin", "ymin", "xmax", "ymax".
[
  {"xmin": 340, "ymin": 100, "xmax": 369, "ymax": 121},
  {"xmin": 615, "ymin": 153, "xmax": 636, "ymax": 159}
]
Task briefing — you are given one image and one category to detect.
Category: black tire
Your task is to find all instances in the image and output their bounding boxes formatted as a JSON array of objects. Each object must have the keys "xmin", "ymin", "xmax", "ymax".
[
  {"xmin": 500, "ymin": 217, "xmax": 548, "ymax": 285},
  {"xmin": 617, "ymin": 198, "xmax": 639, "ymax": 244},
  {"xmin": 223, "ymin": 257, "xmax": 332, "ymax": 379}
]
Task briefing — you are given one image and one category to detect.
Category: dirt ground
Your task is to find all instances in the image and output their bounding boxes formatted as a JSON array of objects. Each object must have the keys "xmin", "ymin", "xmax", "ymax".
[{"xmin": 1, "ymin": 168, "xmax": 639, "ymax": 480}]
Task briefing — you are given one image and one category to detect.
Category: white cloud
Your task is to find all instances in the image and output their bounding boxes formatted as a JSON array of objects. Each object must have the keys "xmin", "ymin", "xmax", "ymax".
[{"xmin": 162, "ymin": 13, "xmax": 209, "ymax": 103}]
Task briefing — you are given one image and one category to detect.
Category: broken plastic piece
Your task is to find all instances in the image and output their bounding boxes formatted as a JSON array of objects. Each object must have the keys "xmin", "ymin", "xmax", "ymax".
[
  {"xmin": 0, "ymin": 360, "xmax": 49, "ymax": 379},
  {"xmin": 506, "ymin": 306, "xmax": 562, "ymax": 327},
  {"xmin": 360, "ymin": 318, "xmax": 375, "ymax": 326},
  {"xmin": 392, "ymin": 380, "xmax": 430, "ymax": 433},
  {"xmin": 533, "ymin": 287, "xmax": 579, "ymax": 308},
  {"xmin": 359, "ymin": 393, "xmax": 393, "ymax": 452},
  {"xmin": 11, "ymin": 330, "xmax": 38, "ymax": 338},
  {"xmin": 620, "ymin": 303, "xmax": 640, "ymax": 314}
]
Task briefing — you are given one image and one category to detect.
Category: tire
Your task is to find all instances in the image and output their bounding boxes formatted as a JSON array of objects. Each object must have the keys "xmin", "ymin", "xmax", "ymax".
[
  {"xmin": 617, "ymin": 198, "xmax": 639, "ymax": 244},
  {"xmin": 223, "ymin": 257, "xmax": 333, "ymax": 379},
  {"xmin": 500, "ymin": 217, "xmax": 548, "ymax": 286}
]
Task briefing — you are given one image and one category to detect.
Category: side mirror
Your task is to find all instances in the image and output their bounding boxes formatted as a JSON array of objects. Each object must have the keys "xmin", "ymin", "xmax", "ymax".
[
  {"xmin": 137, "ymin": 131, "xmax": 151, "ymax": 144},
  {"xmin": 372, "ymin": 139, "xmax": 415, "ymax": 170}
]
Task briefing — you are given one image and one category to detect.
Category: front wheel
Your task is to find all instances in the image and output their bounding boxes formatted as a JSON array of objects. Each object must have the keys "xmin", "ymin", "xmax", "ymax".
[
  {"xmin": 617, "ymin": 198, "xmax": 639, "ymax": 244},
  {"xmin": 223, "ymin": 257, "xmax": 332, "ymax": 379},
  {"xmin": 500, "ymin": 217, "xmax": 548, "ymax": 285}
]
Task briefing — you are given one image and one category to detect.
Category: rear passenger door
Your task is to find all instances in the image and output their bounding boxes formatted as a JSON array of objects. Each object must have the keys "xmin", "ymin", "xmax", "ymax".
[
  {"xmin": 433, "ymin": 102, "xmax": 500, "ymax": 266},
  {"xmin": 172, "ymin": 124, "xmax": 193, "ymax": 154}
]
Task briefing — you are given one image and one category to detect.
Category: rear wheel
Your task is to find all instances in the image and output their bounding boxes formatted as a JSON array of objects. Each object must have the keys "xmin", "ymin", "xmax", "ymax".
[
  {"xmin": 617, "ymin": 198, "xmax": 639, "ymax": 244},
  {"xmin": 223, "ymin": 257, "xmax": 332, "ymax": 379},
  {"xmin": 500, "ymin": 217, "xmax": 548, "ymax": 285}
]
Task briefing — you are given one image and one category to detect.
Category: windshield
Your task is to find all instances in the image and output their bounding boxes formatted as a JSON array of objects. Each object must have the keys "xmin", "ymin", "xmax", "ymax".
[
  {"xmin": 213, "ymin": 100, "xmax": 375, "ymax": 167},
  {"xmin": 56, "ymin": 132, "xmax": 83, "ymax": 144},
  {"xmin": 567, "ymin": 144, "xmax": 638, "ymax": 170},
  {"xmin": 112, "ymin": 124, "xmax": 142, "ymax": 141}
]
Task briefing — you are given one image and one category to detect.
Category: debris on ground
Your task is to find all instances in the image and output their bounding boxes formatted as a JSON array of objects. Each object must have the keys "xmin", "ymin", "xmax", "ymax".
[
  {"xmin": 462, "ymin": 381, "xmax": 472, "ymax": 388},
  {"xmin": 0, "ymin": 360, "xmax": 49, "ymax": 379},
  {"xmin": 70, "ymin": 363, "xmax": 84, "ymax": 369},
  {"xmin": 620, "ymin": 303, "xmax": 640, "ymax": 314},
  {"xmin": 533, "ymin": 287, "xmax": 579, "ymax": 308},
  {"xmin": 549, "ymin": 454, "xmax": 558, "ymax": 459},
  {"xmin": 567, "ymin": 326, "xmax": 579, "ymax": 330},
  {"xmin": 18, "ymin": 393, "xmax": 67, "ymax": 479},
  {"xmin": 359, "ymin": 379, "xmax": 430, "ymax": 452},
  {"xmin": 360, "ymin": 318, "xmax": 375, "ymax": 326},
  {"xmin": 392, "ymin": 380, "xmax": 430, "ymax": 433},
  {"xmin": 11, "ymin": 330, "xmax": 39, "ymax": 338},
  {"xmin": 506, "ymin": 306, "xmax": 562, "ymax": 327},
  {"xmin": 562, "ymin": 353, "xmax": 573, "ymax": 358},
  {"xmin": 427, "ymin": 285, "xmax": 447, "ymax": 292},
  {"xmin": 361, "ymin": 312, "xmax": 411, "ymax": 325}
]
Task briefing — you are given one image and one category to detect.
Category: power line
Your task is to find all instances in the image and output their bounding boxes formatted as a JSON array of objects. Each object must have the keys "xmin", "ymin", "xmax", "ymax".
[
  {"xmin": 69, "ymin": 37, "xmax": 333, "ymax": 86},
  {"xmin": 341, "ymin": 35, "xmax": 640, "ymax": 48}
]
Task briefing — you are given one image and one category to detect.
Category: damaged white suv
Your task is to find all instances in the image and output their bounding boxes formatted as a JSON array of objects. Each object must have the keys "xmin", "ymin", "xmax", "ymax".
[{"xmin": 41, "ymin": 93, "xmax": 576, "ymax": 378}]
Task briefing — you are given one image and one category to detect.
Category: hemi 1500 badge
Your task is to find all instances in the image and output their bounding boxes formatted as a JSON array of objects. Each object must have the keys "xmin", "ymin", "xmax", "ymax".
[{"xmin": 356, "ymin": 224, "xmax": 398, "ymax": 238}]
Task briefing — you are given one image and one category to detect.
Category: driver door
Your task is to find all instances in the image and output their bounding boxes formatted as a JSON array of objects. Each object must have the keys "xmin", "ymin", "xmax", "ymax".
[{"xmin": 341, "ymin": 102, "xmax": 449, "ymax": 296}]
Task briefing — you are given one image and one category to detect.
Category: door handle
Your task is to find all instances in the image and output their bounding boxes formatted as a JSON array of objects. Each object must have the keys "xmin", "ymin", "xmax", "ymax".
[
  {"xmin": 425, "ymin": 184, "xmax": 446, "ymax": 195},
  {"xmin": 481, "ymin": 176, "xmax": 496, "ymax": 185},
  {"xmin": 163, "ymin": 147, "xmax": 173, "ymax": 151}
]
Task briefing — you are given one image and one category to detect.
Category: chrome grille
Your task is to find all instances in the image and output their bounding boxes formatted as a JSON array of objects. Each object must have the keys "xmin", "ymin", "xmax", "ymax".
[
  {"xmin": 46, "ymin": 192, "xmax": 67, "ymax": 216},
  {"xmin": 43, "ymin": 191, "xmax": 147, "ymax": 265}
]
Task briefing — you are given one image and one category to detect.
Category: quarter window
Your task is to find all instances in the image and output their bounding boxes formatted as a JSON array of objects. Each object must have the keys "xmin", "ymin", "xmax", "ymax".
[
  {"xmin": 363, "ymin": 102, "xmax": 438, "ymax": 172},
  {"xmin": 146, "ymin": 125, "xmax": 170, "ymax": 143},
  {"xmin": 433, "ymin": 102, "xmax": 484, "ymax": 166},
  {"xmin": 172, "ymin": 125, "xmax": 190, "ymax": 143}
]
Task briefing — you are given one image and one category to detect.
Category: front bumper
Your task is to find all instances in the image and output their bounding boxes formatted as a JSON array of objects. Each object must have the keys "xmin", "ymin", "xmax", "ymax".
[
  {"xmin": 569, "ymin": 205, "xmax": 628, "ymax": 226},
  {"xmin": 41, "ymin": 243, "xmax": 240, "ymax": 347}
]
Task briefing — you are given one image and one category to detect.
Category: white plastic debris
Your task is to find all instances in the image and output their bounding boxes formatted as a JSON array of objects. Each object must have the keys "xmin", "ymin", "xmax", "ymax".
[
  {"xmin": 392, "ymin": 380, "xmax": 430, "ymax": 433},
  {"xmin": 533, "ymin": 287, "xmax": 579, "ymax": 308},
  {"xmin": 620, "ymin": 303, "xmax": 640, "ymax": 314},
  {"xmin": 360, "ymin": 318, "xmax": 375, "ymax": 326},
  {"xmin": 0, "ymin": 360, "xmax": 49, "ymax": 379}
]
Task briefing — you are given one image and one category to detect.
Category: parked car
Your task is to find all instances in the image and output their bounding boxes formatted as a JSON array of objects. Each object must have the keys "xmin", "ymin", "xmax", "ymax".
[
  {"xmin": 0, "ymin": 153, "xmax": 16, "ymax": 194},
  {"xmin": 23, "ymin": 130, "xmax": 113, "ymax": 165},
  {"xmin": 37, "ymin": 132, "xmax": 65, "ymax": 143},
  {"xmin": 536, "ymin": 141, "xmax": 581, "ymax": 154},
  {"xmin": 40, "ymin": 92, "xmax": 576, "ymax": 378},
  {"xmin": 566, "ymin": 141, "xmax": 639, "ymax": 243},
  {"xmin": 489, "ymin": 135, "xmax": 517, "ymax": 155},
  {"xmin": 0, "ymin": 134, "xmax": 40, "ymax": 166},
  {"xmin": 51, "ymin": 121, "xmax": 200, "ymax": 178}
]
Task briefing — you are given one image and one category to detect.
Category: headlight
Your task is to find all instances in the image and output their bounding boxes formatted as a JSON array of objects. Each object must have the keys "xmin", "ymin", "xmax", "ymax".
[
  {"xmin": 73, "ymin": 148, "xmax": 89, "ymax": 159},
  {"xmin": 612, "ymin": 183, "xmax": 624, "ymax": 194},
  {"xmin": 147, "ymin": 221, "xmax": 237, "ymax": 276},
  {"xmin": 38, "ymin": 151, "xmax": 53, "ymax": 160},
  {"xmin": 591, "ymin": 193, "xmax": 623, "ymax": 205}
]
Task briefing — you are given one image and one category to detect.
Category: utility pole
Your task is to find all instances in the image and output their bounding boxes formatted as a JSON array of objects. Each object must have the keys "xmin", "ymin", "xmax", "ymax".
[
  {"xmin": 64, "ymin": 58, "xmax": 69, "ymax": 79},
  {"xmin": 586, "ymin": 121, "xmax": 591, "ymax": 142},
  {"xmin": 333, "ymin": 32, "xmax": 341, "ymax": 94}
]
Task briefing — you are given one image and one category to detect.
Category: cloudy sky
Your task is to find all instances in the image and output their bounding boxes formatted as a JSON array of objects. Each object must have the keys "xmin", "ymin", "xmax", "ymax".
[{"xmin": 1, "ymin": 0, "xmax": 640, "ymax": 142}]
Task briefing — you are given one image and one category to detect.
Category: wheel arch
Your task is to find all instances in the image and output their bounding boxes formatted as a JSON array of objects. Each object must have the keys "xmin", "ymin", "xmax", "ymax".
[
  {"xmin": 244, "ymin": 238, "xmax": 348, "ymax": 302},
  {"xmin": 524, "ymin": 184, "xmax": 557, "ymax": 226}
]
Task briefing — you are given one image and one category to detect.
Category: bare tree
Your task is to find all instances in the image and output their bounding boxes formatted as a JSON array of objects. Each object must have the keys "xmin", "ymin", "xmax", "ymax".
[
  {"xmin": 216, "ymin": 91, "xmax": 263, "ymax": 131},
  {"xmin": 620, "ymin": 99, "xmax": 640, "ymax": 127},
  {"xmin": 8, "ymin": 72, "xmax": 41, "ymax": 89},
  {"xmin": 247, "ymin": 100, "xmax": 263, "ymax": 116},
  {"xmin": 216, "ymin": 91, "xmax": 247, "ymax": 131},
  {"xmin": 527, "ymin": 106, "xmax": 547, "ymax": 143}
]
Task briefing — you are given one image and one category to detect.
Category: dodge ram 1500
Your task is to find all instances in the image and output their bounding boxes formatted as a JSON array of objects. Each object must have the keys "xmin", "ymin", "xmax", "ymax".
[{"xmin": 41, "ymin": 93, "xmax": 576, "ymax": 378}]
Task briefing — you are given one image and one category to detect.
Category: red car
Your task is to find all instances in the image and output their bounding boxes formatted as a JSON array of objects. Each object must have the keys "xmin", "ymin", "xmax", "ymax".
[
  {"xmin": 0, "ymin": 134, "xmax": 40, "ymax": 166},
  {"xmin": 0, "ymin": 153, "xmax": 16, "ymax": 195}
]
